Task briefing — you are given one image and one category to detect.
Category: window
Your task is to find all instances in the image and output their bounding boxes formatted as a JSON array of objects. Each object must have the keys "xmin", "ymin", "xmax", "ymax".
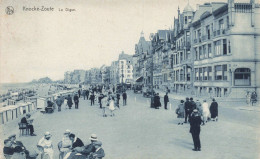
[
  {"xmin": 199, "ymin": 68, "xmax": 203, "ymax": 81},
  {"xmin": 227, "ymin": 16, "xmax": 229, "ymax": 29},
  {"xmin": 195, "ymin": 48, "xmax": 198, "ymax": 60},
  {"xmin": 180, "ymin": 52, "xmax": 183, "ymax": 62},
  {"xmin": 203, "ymin": 67, "xmax": 208, "ymax": 80},
  {"xmin": 187, "ymin": 67, "xmax": 191, "ymax": 81},
  {"xmin": 195, "ymin": 68, "xmax": 199, "ymax": 81},
  {"xmin": 203, "ymin": 45, "xmax": 207, "ymax": 58},
  {"xmin": 223, "ymin": 64, "xmax": 227, "ymax": 80},
  {"xmin": 206, "ymin": 25, "xmax": 210, "ymax": 39},
  {"xmin": 188, "ymin": 16, "xmax": 192, "ymax": 23},
  {"xmin": 199, "ymin": 47, "xmax": 203, "ymax": 59},
  {"xmin": 208, "ymin": 44, "xmax": 212, "ymax": 58},
  {"xmin": 187, "ymin": 51, "xmax": 191, "ymax": 60},
  {"xmin": 228, "ymin": 40, "xmax": 231, "ymax": 53},
  {"xmin": 198, "ymin": 29, "xmax": 201, "ymax": 42},
  {"xmin": 180, "ymin": 69, "xmax": 184, "ymax": 81},
  {"xmin": 185, "ymin": 16, "xmax": 187, "ymax": 24},
  {"xmin": 223, "ymin": 39, "xmax": 227, "ymax": 55},
  {"xmin": 214, "ymin": 40, "xmax": 221, "ymax": 56},
  {"xmin": 176, "ymin": 70, "xmax": 179, "ymax": 81},
  {"xmin": 215, "ymin": 65, "xmax": 222, "ymax": 80},
  {"xmin": 234, "ymin": 68, "xmax": 251, "ymax": 86},
  {"xmin": 219, "ymin": 19, "xmax": 224, "ymax": 30}
]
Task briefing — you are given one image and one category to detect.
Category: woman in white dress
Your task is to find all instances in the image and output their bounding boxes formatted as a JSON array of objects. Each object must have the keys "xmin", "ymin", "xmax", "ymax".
[
  {"xmin": 109, "ymin": 97, "xmax": 115, "ymax": 117},
  {"xmin": 201, "ymin": 100, "xmax": 210, "ymax": 125}
]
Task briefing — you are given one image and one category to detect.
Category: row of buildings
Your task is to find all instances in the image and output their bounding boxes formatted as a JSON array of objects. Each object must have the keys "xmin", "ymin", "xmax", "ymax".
[
  {"xmin": 64, "ymin": 51, "xmax": 134, "ymax": 85},
  {"xmin": 133, "ymin": 0, "xmax": 260, "ymax": 99}
]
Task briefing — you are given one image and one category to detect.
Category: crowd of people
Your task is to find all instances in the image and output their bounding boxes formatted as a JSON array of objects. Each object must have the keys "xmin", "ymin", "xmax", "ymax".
[
  {"xmin": 3, "ymin": 131, "xmax": 105, "ymax": 159},
  {"xmin": 175, "ymin": 97, "xmax": 219, "ymax": 151}
]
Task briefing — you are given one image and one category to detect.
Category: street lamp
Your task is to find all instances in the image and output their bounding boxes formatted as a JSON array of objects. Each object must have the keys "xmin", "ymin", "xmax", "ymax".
[{"xmin": 149, "ymin": 33, "xmax": 155, "ymax": 108}]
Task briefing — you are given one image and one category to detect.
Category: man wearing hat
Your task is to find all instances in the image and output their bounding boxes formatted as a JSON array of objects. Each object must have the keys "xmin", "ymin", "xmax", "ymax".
[
  {"xmin": 21, "ymin": 114, "xmax": 36, "ymax": 136},
  {"xmin": 184, "ymin": 97, "xmax": 191, "ymax": 123},
  {"xmin": 80, "ymin": 134, "xmax": 98, "ymax": 157},
  {"xmin": 189, "ymin": 109, "xmax": 202, "ymax": 151},
  {"xmin": 37, "ymin": 132, "xmax": 54, "ymax": 159},
  {"xmin": 56, "ymin": 96, "xmax": 63, "ymax": 112},
  {"xmin": 74, "ymin": 93, "xmax": 79, "ymax": 109},
  {"xmin": 90, "ymin": 141, "xmax": 105, "ymax": 159},
  {"xmin": 9, "ymin": 134, "xmax": 38, "ymax": 159},
  {"xmin": 59, "ymin": 129, "xmax": 72, "ymax": 158}
]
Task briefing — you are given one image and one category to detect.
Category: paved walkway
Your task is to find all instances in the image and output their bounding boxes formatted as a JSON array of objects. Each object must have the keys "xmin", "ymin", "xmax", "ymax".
[{"xmin": 1, "ymin": 91, "xmax": 260, "ymax": 159}]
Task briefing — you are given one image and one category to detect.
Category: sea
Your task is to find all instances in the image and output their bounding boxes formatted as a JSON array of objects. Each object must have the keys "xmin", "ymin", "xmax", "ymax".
[{"xmin": 0, "ymin": 82, "xmax": 34, "ymax": 94}]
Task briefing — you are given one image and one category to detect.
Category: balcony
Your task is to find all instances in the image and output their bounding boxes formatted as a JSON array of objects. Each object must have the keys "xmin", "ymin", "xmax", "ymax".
[{"xmin": 213, "ymin": 29, "xmax": 227, "ymax": 38}]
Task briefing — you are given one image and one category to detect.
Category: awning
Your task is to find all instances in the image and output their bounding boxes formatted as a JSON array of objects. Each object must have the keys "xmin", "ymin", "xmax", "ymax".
[{"xmin": 135, "ymin": 76, "xmax": 143, "ymax": 82}]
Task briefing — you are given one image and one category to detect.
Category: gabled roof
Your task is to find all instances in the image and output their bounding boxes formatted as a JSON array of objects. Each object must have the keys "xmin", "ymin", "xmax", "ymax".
[
  {"xmin": 183, "ymin": 3, "xmax": 194, "ymax": 12},
  {"xmin": 192, "ymin": 2, "xmax": 226, "ymax": 24}
]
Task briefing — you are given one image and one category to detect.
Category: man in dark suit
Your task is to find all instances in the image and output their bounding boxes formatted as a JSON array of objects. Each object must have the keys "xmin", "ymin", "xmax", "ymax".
[
  {"xmin": 189, "ymin": 109, "xmax": 202, "ymax": 151},
  {"xmin": 122, "ymin": 91, "xmax": 127, "ymax": 106},
  {"xmin": 164, "ymin": 93, "xmax": 169, "ymax": 110},
  {"xmin": 21, "ymin": 114, "xmax": 36, "ymax": 136},
  {"xmin": 86, "ymin": 89, "xmax": 90, "ymax": 100},
  {"xmin": 184, "ymin": 97, "xmax": 191, "ymax": 123},
  {"xmin": 69, "ymin": 134, "xmax": 84, "ymax": 149},
  {"xmin": 90, "ymin": 93, "xmax": 95, "ymax": 106},
  {"xmin": 74, "ymin": 94, "xmax": 79, "ymax": 109}
]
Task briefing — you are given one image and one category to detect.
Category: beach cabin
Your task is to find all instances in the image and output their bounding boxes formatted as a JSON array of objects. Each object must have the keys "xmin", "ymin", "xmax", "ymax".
[
  {"xmin": 7, "ymin": 105, "xmax": 19, "ymax": 120},
  {"xmin": 36, "ymin": 95, "xmax": 53, "ymax": 109},
  {"xmin": 18, "ymin": 103, "xmax": 29, "ymax": 114},
  {"xmin": 0, "ymin": 106, "xmax": 18, "ymax": 124}
]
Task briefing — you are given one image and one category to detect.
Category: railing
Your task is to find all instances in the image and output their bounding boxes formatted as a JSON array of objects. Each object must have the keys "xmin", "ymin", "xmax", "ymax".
[{"xmin": 213, "ymin": 29, "xmax": 227, "ymax": 37}]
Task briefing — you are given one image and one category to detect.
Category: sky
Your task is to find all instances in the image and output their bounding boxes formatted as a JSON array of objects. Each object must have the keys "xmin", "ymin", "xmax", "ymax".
[{"xmin": 0, "ymin": 0, "xmax": 233, "ymax": 83}]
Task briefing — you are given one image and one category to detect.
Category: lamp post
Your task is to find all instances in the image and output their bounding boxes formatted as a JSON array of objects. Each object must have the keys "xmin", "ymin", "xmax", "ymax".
[{"xmin": 149, "ymin": 33, "xmax": 155, "ymax": 108}]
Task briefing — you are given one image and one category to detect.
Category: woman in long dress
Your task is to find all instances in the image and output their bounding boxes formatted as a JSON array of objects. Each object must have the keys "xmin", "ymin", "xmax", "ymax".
[
  {"xmin": 176, "ymin": 100, "xmax": 185, "ymax": 125},
  {"xmin": 109, "ymin": 97, "xmax": 115, "ymax": 116},
  {"xmin": 202, "ymin": 100, "xmax": 210, "ymax": 125},
  {"xmin": 210, "ymin": 98, "xmax": 218, "ymax": 121}
]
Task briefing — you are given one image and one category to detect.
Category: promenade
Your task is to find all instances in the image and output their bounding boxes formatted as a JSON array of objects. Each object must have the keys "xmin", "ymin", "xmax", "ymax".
[{"xmin": 1, "ymin": 90, "xmax": 260, "ymax": 159}]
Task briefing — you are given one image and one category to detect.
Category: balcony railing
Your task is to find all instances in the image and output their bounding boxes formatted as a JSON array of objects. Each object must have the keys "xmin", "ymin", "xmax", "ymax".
[{"xmin": 213, "ymin": 29, "xmax": 227, "ymax": 37}]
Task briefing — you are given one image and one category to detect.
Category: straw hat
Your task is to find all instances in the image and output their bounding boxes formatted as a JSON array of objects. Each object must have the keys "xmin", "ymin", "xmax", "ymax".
[
  {"xmin": 89, "ymin": 134, "xmax": 98, "ymax": 141},
  {"xmin": 64, "ymin": 129, "xmax": 71, "ymax": 134},
  {"xmin": 44, "ymin": 131, "xmax": 52, "ymax": 137}
]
